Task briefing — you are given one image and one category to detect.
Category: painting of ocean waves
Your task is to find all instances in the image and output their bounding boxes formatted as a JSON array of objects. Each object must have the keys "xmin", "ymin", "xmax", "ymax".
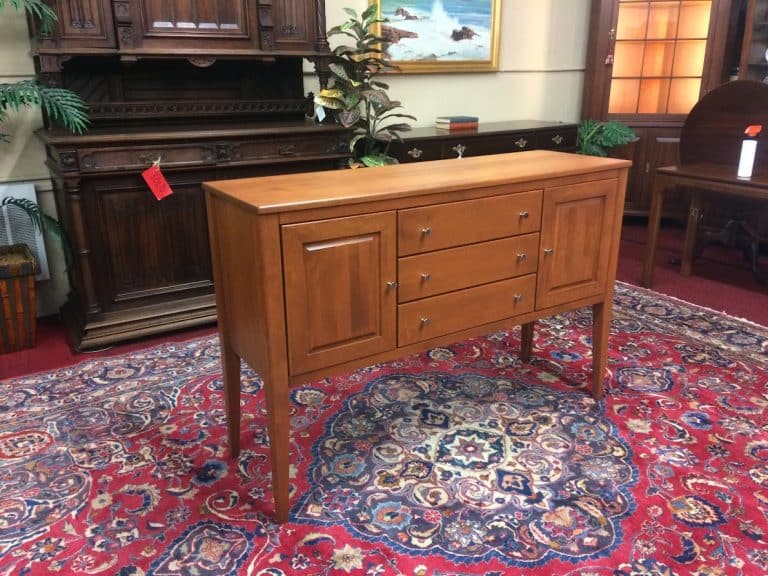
[{"xmin": 380, "ymin": 0, "xmax": 496, "ymax": 62}]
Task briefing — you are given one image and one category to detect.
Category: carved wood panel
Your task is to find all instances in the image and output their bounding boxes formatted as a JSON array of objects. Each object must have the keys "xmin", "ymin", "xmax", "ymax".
[{"xmin": 40, "ymin": 0, "xmax": 116, "ymax": 48}]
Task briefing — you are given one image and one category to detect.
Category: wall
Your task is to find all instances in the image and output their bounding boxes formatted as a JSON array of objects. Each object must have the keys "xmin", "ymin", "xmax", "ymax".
[{"xmin": 0, "ymin": 0, "xmax": 591, "ymax": 317}]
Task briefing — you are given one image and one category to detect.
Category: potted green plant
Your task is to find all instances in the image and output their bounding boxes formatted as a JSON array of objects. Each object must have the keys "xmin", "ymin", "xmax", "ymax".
[
  {"xmin": 313, "ymin": 5, "xmax": 416, "ymax": 167},
  {"xmin": 576, "ymin": 119, "xmax": 637, "ymax": 157}
]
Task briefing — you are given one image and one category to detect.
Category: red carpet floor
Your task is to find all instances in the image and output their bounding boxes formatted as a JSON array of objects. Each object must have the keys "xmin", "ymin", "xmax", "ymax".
[{"xmin": 1, "ymin": 218, "xmax": 766, "ymax": 379}]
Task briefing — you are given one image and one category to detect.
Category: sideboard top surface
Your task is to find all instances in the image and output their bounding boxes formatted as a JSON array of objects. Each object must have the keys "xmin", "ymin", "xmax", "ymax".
[{"xmin": 203, "ymin": 150, "xmax": 632, "ymax": 214}]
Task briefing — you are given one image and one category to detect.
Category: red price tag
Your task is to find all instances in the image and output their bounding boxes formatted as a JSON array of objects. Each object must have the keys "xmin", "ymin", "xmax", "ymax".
[{"xmin": 142, "ymin": 164, "xmax": 174, "ymax": 200}]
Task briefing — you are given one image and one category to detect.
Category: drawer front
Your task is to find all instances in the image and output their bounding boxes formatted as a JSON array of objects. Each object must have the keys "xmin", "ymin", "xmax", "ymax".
[
  {"xmin": 232, "ymin": 134, "xmax": 345, "ymax": 163},
  {"xmin": 536, "ymin": 128, "xmax": 578, "ymax": 151},
  {"xmin": 398, "ymin": 189, "xmax": 542, "ymax": 256},
  {"xmin": 397, "ymin": 233, "xmax": 540, "ymax": 302},
  {"xmin": 440, "ymin": 133, "xmax": 536, "ymax": 158},
  {"xmin": 398, "ymin": 274, "xmax": 536, "ymax": 346},
  {"xmin": 79, "ymin": 144, "xmax": 217, "ymax": 172},
  {"xmin": 390, "ymin": 141, "xmax": 443, "ymax": 163}
]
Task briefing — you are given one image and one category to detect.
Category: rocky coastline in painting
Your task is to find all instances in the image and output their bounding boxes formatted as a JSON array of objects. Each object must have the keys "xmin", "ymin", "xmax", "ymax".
[{"xmin": 380, "ymin": 1, "xmax": 492, "ymax": 62}]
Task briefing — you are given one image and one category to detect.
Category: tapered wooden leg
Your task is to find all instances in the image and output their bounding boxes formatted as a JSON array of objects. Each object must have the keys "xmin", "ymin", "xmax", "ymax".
[
  {"xmin": 264, "ymin": 372, "xmax": 291, "ymax": 523},
  {"xmin": 681, "ymin": 190, "xmax": 700, "ymax": 277},
  {"xmin": 642, "ymin": 180, "xmax": 665, "ymax": 288},
  {"xmin": 520, "ymin": 321, "xmax": 534, "ymax": 363},
  {"xmin": 592, "ymin": 301, "xmax": 611, "ymax": 399},
  {"xmin": 220, "ymin": 339, "xmax": 242, "ymax": 458}
]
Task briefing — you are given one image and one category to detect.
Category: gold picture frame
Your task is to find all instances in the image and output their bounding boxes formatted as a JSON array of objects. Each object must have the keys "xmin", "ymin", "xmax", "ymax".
[{"xmin": 369, "ymin": 0, "xmax": 501, "ymax": 73}]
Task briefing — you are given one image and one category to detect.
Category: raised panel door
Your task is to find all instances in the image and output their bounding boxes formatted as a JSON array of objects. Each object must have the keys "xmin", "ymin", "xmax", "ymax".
[
  {"xmin": 35, "ymin": 0, "xmax": 116, "ymax": 49},
  {"xmin": 272, "ymin": 0, "xmax": 317, "ymax": 51},
  {"xmin": 536, "ymin": 179, "xmax": 618, "ymax": 309},
  {"xmin": 282, "ymin": 212, "xmax": 397, "ymax": 375}
]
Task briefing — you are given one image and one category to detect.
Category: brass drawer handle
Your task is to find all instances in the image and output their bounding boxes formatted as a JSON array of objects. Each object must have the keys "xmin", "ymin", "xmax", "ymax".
[
  {"xmin": 515, "ymin": 138, "xmax": 528, "ymax": 148},
  {"xmin": 543, "ymin": 248, "xmax": 554, "ymax": 256},
  {"xmin": 420, "ymin": 273, "xmax": 432, "ymax": 282},
  {"xmin": 387, "ymin": 281, "xmax": 399, "ymax": 289},
  {"xmin": 421, "ymin": 227, "xmax": 432, "ymax": 237},
  {"xmin": 407, "ymin": 147, "xmax": 423, "ymax": 159},
  {"xmin": 278, "ymin": 144, "xmax": 296, "ymax": 156},
  {"xmin": 552, "ymin": 134, "xmax": 564, "ymax": 145},
  {"xmin": 517, "ymin": 253, "xmax": 527, "ymax": 262},
  {"xmin": 420, "ymin": 317, "xmax": 432, "ymax": 327},
  {"xmin": 519, "ymin": 210, "xmax": 529, "ymax": 219},
  {"xmin": 452, "ymin": 144, "xmax": 466, "ymax": 158}
]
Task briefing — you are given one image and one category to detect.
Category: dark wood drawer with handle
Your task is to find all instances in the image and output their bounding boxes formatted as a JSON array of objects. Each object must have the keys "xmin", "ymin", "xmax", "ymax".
[{"xmin": 536, "ymin": 128, "xmax": 578, "ymax": 151}]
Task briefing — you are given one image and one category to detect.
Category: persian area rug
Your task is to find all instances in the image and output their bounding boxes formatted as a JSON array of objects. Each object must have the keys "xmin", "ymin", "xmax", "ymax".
[{"xmin": 1, "ymin": 283, "xmax": 767, "ymax": 576}]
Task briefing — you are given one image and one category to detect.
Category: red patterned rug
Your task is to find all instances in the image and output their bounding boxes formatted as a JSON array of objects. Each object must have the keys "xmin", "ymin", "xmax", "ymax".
[{"xmin": 1, "ymin": 282, "xmax": 767, "ymax": 575}]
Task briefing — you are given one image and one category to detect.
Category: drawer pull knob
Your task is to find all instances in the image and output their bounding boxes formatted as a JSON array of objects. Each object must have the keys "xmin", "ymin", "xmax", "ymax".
[
  {"xmin": 407, "ymin": 147, "xmax": 423, "ymax": 159},
  {"xmin": 420, "ymin": 273, "xmax": 432, "ymax": 282},
  {"xmin": 519, "ymin": 210, "xmax": 529, "ymax": 219},
  {"xmin": 515, "ymin": 138, "xmax": 528, "ymax": 148},
  {"xmin": 387, "ymin": 281, "xmax": 399, "ymax": 289},
  {"xmin": 452, "ymin": 144, "xmax": 466, "ymax": 159},
  {"xmin": 517, "ymin": 253, "xmax": 527, "ymax": 262},
  {"xmin": 420, "ymin": 317, "xmax": 432, "ymax": 327},
  {"xmin": 514, "ymin": 294, "xmax": 523, "ymax": 302},
  {"xmin": 421, "ymin": 227, "xmax": 432, "ymax": 237},
  {"xmin": 544, "ymin": 248, "xmax": 554, "ymax": 256},
  {"xmin": 552, "ymin": 134, "xmax": 564, "ymax": 145}
]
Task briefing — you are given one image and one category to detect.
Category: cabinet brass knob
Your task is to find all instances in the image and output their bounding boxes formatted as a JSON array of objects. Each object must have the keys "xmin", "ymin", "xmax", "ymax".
[
  {"xmin": 517, "ymin": 253, "xmax": 527, "ymax": 262},
  {"xmin": 420, "ymin": 317, "xmax": 432, "ymax": 326},
  {"xmin": 514, "ymin": 294, "xmax": 523, "ymax": 302},
  {"xmin": 552, "ymin": 134, "xmax": 564, "ymax": 145},
  {"xmin": 408, "ymin": 147, "xmax": 423, "ymax": 159},
  {"xmin": 421, "ymin": 227, "xmax": 432, "ymax": 237},
  {"xmin": 420, "ymin": 273, "xmax": 432, "ymax": 281},
  {"xmin": 452, "ymin": 144, "xmax": 466, "ymax": 158},
  {"xmin": 519, "ymin": 210, "xmax": 529, "ymax": 219},
  {"xmin": 544, "ymin": 248, "xmax": 554, "ymax": 256},
  {"xmin": 387, "ymin": 281, "xmax": 399, "ymax": 289},
  {"xmin": 515, "ymin": 138, "xmax": 528, "ymax": 148}
]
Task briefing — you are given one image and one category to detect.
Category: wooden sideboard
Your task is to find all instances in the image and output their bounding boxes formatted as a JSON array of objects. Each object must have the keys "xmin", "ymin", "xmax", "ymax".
[
  {"xmin": 389, "ymin": 120, "xmax": 578, "ymax": 163},
  {"xmin": 204, "ymin": 150, "xmax": 630, "ymax": 522}
]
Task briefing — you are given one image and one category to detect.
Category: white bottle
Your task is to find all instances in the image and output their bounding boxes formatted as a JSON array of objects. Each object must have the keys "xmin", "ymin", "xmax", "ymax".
[{"xmin": 737, "ymin": 139, "xmax": 757, "ymax": 179}]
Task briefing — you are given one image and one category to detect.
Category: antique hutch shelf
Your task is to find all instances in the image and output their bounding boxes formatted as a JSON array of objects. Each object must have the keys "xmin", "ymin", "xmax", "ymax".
[{"xmin": 29, "ymin": 0, "xmax": 345, "ymax": 349}]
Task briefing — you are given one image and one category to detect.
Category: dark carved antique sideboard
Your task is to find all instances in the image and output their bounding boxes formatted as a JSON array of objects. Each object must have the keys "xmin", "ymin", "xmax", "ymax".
[{"xmin": 28, "ymin": 1, "xmax": 348, "ymax": 349}]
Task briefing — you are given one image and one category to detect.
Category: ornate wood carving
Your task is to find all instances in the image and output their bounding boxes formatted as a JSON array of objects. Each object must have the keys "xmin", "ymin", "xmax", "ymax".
[{"xmin": 188, "ymin": 57, "xmax": 217, "ymax": 68}]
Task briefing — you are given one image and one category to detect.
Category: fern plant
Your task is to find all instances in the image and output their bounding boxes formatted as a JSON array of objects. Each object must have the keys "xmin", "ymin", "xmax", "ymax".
[
  {"xmin": 577, "ymin": 119, "xmax": 636, "ymax": 157},
  {"xmin": 0, "ymin": 0, "xmax": 89, "ymax": 142},
  {"xmin": 313, "ymin": 5, "xmax": 415, "ymax": 167}
]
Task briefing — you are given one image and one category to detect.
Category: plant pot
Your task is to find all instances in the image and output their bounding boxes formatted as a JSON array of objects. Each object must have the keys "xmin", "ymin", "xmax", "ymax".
[{"xmin": 0, "ymin": 244, "xmax": 37, "ymax": 354}]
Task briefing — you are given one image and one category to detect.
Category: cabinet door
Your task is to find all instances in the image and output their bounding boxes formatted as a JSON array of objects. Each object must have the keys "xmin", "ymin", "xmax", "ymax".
[
  {"xmin": 34, "ymin": 0, "xmax": 116, "ymax": 49},
  {"xmin": 272, "ymin": 0, "xmax": 318, "ymax": 51},
  {"xmin": 282, "ymin": 212, "xmax": 397, "ymax": 375},
  {"xmin": 536, "ymin": 179, "xmax": 618, "ymax": 309},
  {"xmin": 739, "ymin": 0, "xmax": 768, "ymax": 82},
  {"xmin": 115, "ymin": 0, "xmax": 261, "ymax": 53}
]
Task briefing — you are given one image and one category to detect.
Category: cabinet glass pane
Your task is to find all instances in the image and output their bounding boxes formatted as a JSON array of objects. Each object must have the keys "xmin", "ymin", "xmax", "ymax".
[
  {"xmin": 608, "ymin": 79, "xmax": 641, "ymax": 113},
  {"xmin": 647, "ymin": 2, "xmax": 680, "ymax": 39},
  {"xmin": 616, "ymin": 3, "xmax": 649, "ymax": 39},
  {"xmin": 678, "ymin": 1, "xmax": 712, "ymax": 38},
  {"xmin": 609, "ymin": 0, "xmax": 712, "ymax": 115},
  {"xmin": 614, "ymin": 42, "xmax": 646, "ymax": 76},
  {"xmin": 642, "ymin": 41, "xmax": 675, "ymax": 76},
  {"xmin": 668, "ymin": 78, "xmax": 701, "ymax": 113},
  {"xmin": 638, "ymin": 78, "xmax": 670, "ymax": 112},
  {"xmin": 672, "ymin": 39, "xmax": 707, "ymax": 76}
]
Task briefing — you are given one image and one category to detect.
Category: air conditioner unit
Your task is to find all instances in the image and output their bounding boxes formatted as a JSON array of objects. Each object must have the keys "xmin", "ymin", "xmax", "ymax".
[{"xmin": 0, "ymin": 182, "xmax": 51, "ymax": 281}]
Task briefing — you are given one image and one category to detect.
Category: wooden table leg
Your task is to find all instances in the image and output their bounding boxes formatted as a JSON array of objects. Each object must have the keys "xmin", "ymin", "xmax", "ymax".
[
  {"xmin": 642, "ymin": 178, "xmax": 666, "ymax": 288},
  {"xmin": 681, "ymin": 189, "xmax": 701, "ymax": 277},
  {"xmin": 264, "ymin": 371, "xmax": 291, "ymax": 523},
  {"xmin": 591, "ymin": 300, "xmax": 611, "ymax": 399},
  {"xmin": 520, "ymin": 321, "xmax": 534, "ymax": 363},
  {"xmin": 220, "ymin": 338, "xmax": 242, "ymax": 458}
]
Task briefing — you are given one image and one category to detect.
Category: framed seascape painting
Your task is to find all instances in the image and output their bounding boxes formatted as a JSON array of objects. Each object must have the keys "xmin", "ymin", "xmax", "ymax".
[{"xmin": 370, "ymin": 0, "xmax": 501, "ymax": 73}]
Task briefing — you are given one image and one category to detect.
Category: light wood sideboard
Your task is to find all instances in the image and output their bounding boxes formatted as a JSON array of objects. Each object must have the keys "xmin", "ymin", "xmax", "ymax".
[{"xmin": 203, "ymin": 150, "xmax": 631, "ymax": 522}]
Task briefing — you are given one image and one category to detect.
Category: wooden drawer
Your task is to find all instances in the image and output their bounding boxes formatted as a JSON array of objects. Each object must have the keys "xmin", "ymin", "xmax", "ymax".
[
  {"xmin": 536, "ymin": 128, "xmax": 578, "ymax": 151},
  {"xmin": 397, "ymin": 233, "xmax": 540, "ymax": 302},
  {"xmin": 232, "ymin": 134, "xmax": 346, "ymax": 163},
  {"xmin": 398, "ymin": 274, "xmax": 536, "ymax": 345},
  {"xmin": 79, "ymin": 144, "xmax": 217, "ymax": 172},
  {"xmin": 398, "ymin": 189, "xmax": 542, "ymax": 255},
  {"xmin": 440, "ymin": 133, "xmax": 536, "ymax": 158},
  {"xmin": 390, "ymin": 140, "xmax": 443, "ymax": 163}
]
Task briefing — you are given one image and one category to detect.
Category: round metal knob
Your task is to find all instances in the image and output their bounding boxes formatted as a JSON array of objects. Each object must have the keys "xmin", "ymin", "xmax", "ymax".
[
  {"xmin": 420, "ymin": 273, "xmax": 432, "ymax": 282},
  {"xmin": 543, "ymin": 248, "xmax": 554, "ymax": 256},
  {"xmin": 420, "ymin": 317, "xmax": 432, "ymax": 326},
  {"xmin": 517, "ymin": 253, "xmax": 527, "ymax": 262},
  {"xmin": 387, "ymin": 281, "xmax": 399, "ymax": 289},
  {"xmin": 514, "ymin": 294, "xmax": 523, "ymax": 302},
  {"xmin": 519, "ymin": 210, "xmax": 529, "ymax": 219},
  {"xmin": 421, "ymin": 227, "xmax": 432, "ymax": 237}
]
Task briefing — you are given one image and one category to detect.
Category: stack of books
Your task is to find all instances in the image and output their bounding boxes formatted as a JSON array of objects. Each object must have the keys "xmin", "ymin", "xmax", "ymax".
[{"xmin": 435, "ymin": 115, "xmax": 479, "ymax": 131}]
